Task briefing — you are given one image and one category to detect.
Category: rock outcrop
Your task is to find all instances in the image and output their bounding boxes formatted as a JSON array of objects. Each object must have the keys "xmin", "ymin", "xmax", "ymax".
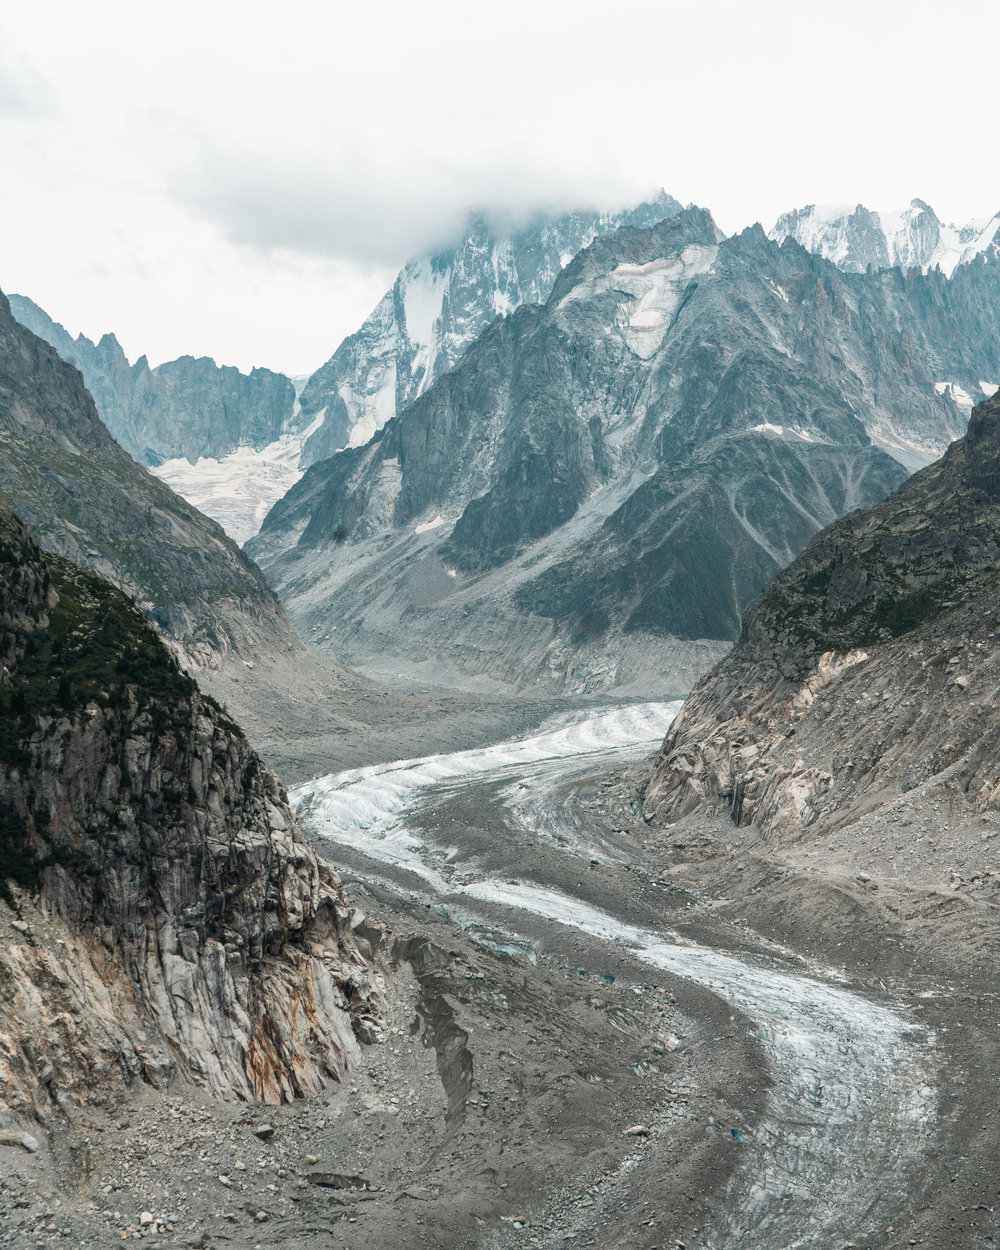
[
  {"xmin": 0, "ymin": 503, "xmax": 383, "ymax": 1124},
  {"xmin": 645, "ymin": 390, "xmax": 1000, "ymax": 838}
]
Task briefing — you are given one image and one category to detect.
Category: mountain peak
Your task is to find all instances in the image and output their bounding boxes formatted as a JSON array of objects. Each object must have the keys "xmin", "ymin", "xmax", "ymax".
[
  {"xmin": 770, "ymin": 198, "xmax": 999, "ymax": 276},
  {"xmin": 294, "ymin": 193, "xmax": 689, "ymax": 463}
]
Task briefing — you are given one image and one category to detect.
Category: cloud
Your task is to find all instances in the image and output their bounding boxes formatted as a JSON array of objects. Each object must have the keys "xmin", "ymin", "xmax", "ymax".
[
  {"xmin": 0, "ymin": 44, "xmax": 55, "ymax": 118},
  {"xmin": 171, "ymin": 132, "xmax": 649, "ymax": 268}
]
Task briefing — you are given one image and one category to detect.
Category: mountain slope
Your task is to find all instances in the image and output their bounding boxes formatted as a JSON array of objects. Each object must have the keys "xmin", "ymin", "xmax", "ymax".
[
  {"xmin": 645, "ymin": 390, "xmax": 1000, "ymax": 848},
  {"xmin": 0, "ymin": 286, "xmax": 298, "ymax": 672},
  {"xmin": 296, "ymin": 191, "xmax": 684, "ymax": 462},
  {"xmin": 0, "ymin": 502, "xmax": 383, "ymax": 1119},
  {"xmin": 8, "ymin": 294, "xmax": 297, "ymax": 467},
  {"xmin": 770, "ymin": 198, "xmax": 1000, "ymax": 278},
  {"xmin": 248, "ymin": 210, "xmax": 1000, "ymax": 695},
  {"xmin": 0, "ymin": 286, "xmax": 412, "ymax": 772}
]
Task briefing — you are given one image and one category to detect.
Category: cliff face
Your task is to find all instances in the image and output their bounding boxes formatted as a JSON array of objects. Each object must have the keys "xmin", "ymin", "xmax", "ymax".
[
  {"xmin": 645, "ymin": 391, "xmax": 1000, "ymax": 838},
  {"xmin": 0, "ymin": 505, "xmax": 383, "ymax": 1122},
  {"xmin": 8, "ymin": 295, "xmax": 295, "ymax": 467},
  {"xmin": 0, "ymin": 286, "xmax": 298, "ymax": 671}
]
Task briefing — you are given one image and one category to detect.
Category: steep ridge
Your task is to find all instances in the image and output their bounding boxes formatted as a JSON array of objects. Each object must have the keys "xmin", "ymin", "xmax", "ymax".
[
  {"xmin": 248, "ymin": 210, "xmax": 1000, "ymax": 695},
  {"xmin": 295, "ymin": 191, "xmax": 684, "ymax": 462},
  {"xmin": 0, "ymin": 287, "xmax": 425, "ymax": 776},
  {"xmin": 770, "ymin": 198, "xmax": 1000, "ymax": 278},
  {"xmin": 0, "ymin": 285, "xmax": 297, "ymax": 671},
  {"xmin": 0, "ymin": 503, "xmax": 383, "ymax": 1124},
  {"xmin": 645, "ymin": 390, "xmax": 1000, "ymax": 849},
  {"xmin": 8, "ymin": 294, "xmax": 297, "ymax": 468}
]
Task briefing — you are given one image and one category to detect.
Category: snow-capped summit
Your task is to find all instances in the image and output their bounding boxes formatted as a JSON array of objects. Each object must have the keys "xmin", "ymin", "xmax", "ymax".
[
  {"xmin": 295, "ymin": 191, "xmax": 685, "ymax": 464},
  {"xmin": 770, "ymin": 199, "xmax": 1000, "ymax": 276}
]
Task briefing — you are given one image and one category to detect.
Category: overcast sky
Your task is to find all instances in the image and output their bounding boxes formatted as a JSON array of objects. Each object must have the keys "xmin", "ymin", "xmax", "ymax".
[{"xmin": 1, "ymin": 0, "xmax": 998, "ymax": 376}]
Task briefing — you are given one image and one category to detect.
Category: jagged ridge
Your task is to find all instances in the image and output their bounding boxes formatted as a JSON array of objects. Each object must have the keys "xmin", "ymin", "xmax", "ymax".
[{"xmin": 8, "ymin": 295, "xmax": 296, "ymax": 468}]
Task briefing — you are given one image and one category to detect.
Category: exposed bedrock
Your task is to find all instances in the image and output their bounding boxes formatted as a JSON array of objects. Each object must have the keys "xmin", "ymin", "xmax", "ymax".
[
  {"xmin": 646, "ymin": 391, "xmax": 1000, "ymax": 839},
  {"xmin": 0, "ymin": 505, "xmax": 384, "ymax": 1125}
]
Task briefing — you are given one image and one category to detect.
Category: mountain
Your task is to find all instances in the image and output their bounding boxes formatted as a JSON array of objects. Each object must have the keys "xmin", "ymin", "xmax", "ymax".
[
  {"xmin": 295, "ymin": 191, "xmax": 685, "ymax": 463},
  {"xmin": 0, "ymin": 286, "xmax": 298, "ymax": 670},
  {"xmin": 0, "ymin": 502, "xmax": 383, "ymax": 1119},
  {"xmin": 10, "ymin": 194, "xmax": 683, "ymax": 544},
  {"xmin": 8, "ymin": 294, "xmax": 297, "ymax": 466},
  {"xmin": 770, "ymin": 199, "xmax": 1000, "ymax": 278},
  {"xmin": 0, "ymin": 286, "xmax": 409, "ymax": 771},
  {"xmin": 8, "ymin": 294, "xmax": 306, "ymax": 544},
  {"xmin": 248, "ymin": 209, "xmax": 1000, "ymax": 696},
  {"xmin": 645, "ymin": 390, "xmax": 1000, "ymax": 844}
]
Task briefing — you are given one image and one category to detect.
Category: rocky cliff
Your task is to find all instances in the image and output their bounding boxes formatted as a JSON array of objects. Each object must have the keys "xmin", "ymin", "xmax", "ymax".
[
  {"xmin": 8, "ymin": 295, "xmax": 297, "ymax": 468},
  {"xmin": 0, "ymin": 503, "xmax": 383, "ymax": 1124},
  {"xmin": 247, "ymin": 209, "xmax": 1000, "ymax": 695},
  {"xmin": 295, "ymin": 192, "xmax": 684, "ymax": 462},
  {"xmin": 0, "ymin": 286, "xmax": 300, "ymax": 672},
  {"xmin": 645, "ymin": 390, "xmax": 1000, "ymax": 838}
]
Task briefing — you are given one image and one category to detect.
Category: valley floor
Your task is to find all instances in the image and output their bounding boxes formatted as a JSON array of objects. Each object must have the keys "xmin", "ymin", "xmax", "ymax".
[{"xmin": 2, "ymin": 699, "xmax": 999, "ymax": 1249}]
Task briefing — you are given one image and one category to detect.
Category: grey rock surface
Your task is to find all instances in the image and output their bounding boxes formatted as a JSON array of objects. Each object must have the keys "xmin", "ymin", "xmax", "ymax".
[
  {"xmin": 8, "ymin": 294, "xmax": 296, "ymax": 467},
  {"xmin": 0, "ymin": 505, "xmax": 383, "ymax": 1119}
]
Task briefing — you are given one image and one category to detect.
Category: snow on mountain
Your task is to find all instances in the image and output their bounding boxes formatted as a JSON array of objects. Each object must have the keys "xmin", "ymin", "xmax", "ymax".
[
  {"xmin": 295, "ymin": 191, "xmax": 685, "ymax": 465},
  {"xmin": 247, "ymin": 210, "xmax": 1000, "ymax": 697},
  {"xmin": 10, "ymin": 196, "xmax": 686, "ymax": 545},
  {"xmin": 150, "ymin": 398, "xmax": 325, "ymax": 545},
  {"xmin": 770, "ymin": 199, "xmax": 1000, "ymax": 277}
]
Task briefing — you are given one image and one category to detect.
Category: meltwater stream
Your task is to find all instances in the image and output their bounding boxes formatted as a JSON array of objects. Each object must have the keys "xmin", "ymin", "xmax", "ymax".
[{"xmin": 292, "ymin": 701, "xmax": 936, "ymax": 1249}]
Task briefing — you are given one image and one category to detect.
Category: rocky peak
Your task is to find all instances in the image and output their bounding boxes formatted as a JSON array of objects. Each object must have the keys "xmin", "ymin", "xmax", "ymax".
[
  {"xmin": 548, "ymin": 206, "xmax": 722, "ymax": 304},
  {"xmin": 770, "ymin": 199, "xmax": 1000, "ymax": 277},
  {"xmin": 0, "ymin": 503, "xmax": 383, "ymax": 1123},
  {"xmin": 295, "ymin": 192, "xmax": 686, "ymax": 463}
]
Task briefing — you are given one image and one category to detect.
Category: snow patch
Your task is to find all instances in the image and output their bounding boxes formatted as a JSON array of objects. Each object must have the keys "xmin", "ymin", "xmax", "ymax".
[
  {"xmin": 933, "ymin": 381, "xmax": 977, "ymax": 415},
  {"xmin": 561, "ymin": 245, "xmax": 718, "ymax": 360},
  {"xmin": 151, "ymin": 409, "xmax": 325, "ymax": 545},
  {"xmin": 344, "ymin": 360, "xmax": 397, "ymax": 448}
]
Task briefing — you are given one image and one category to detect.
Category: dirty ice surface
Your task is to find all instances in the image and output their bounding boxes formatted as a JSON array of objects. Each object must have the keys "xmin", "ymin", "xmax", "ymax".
[
  {"xmin": 292, "ymin": 701, "xmax": 680, "ymax": 887},
  {"xmin": 295, "ymin": 700, "xmax": 937, "ymax": 1248}
]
